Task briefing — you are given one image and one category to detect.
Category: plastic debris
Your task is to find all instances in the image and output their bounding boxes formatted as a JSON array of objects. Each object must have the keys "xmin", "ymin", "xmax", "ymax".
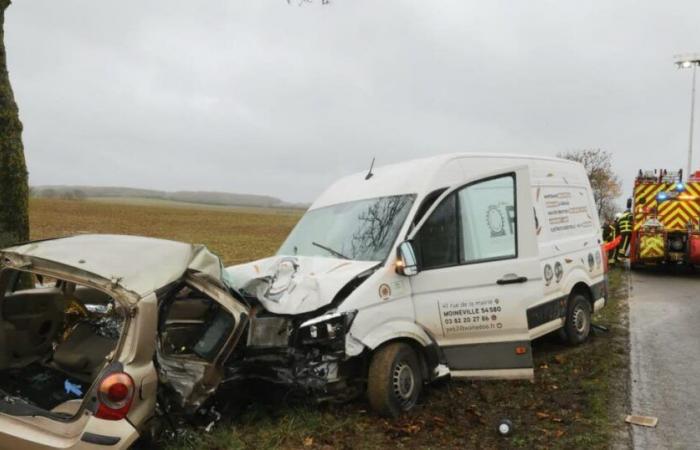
[
  {"xmin": 592, "ymin": 323, "xmax": 609, "ymax": 332},
  {"xmin": 497, "ymin": 418, "xmax": 514, "ymax": 436},
  {"xmin": 204, "ymin": 406, "xmax": 222, "ymax": 433},
  {"xmin": 64, "ymin": 380, "xmax": 83, "ymax": 397},
  {"xmin": 625, "ymin": 415, "xmax": 658, "ymax": 428}
]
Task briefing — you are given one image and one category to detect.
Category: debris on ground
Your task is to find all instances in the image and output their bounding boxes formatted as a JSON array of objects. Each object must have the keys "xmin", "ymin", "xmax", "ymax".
[
  {"xmin": 203, "ymin": 406, "xmax": 222, "ymax": 433},
  {"xmin": 497, "ymin": 419, "xmax": 514, "ymax": 436},
  {"xmin": 592, "ymin": 323, "xmax": 609, "ymax": 333},
  {"xmin": 625, "ymin": 415, "xmax": 658, "ymax": 428}
]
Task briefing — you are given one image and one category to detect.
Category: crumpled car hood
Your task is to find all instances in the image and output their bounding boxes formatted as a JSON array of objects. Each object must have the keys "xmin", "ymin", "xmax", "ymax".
[
  {"xmin": 225, "ymin": 256, "xmax": 379, "ymax": 315},
  {"xmin": 2, "ymin": 234, "xmax": 226, "ymax": 300}
]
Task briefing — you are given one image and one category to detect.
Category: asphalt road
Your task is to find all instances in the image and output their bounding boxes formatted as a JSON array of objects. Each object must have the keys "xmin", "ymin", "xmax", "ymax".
[{"xmin": 629, "ymin": 268, "xmax": 700, "ymax": 449}]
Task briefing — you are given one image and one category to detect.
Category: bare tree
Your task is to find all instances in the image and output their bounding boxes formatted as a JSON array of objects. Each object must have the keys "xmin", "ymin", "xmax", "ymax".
[
  {"xmin": 558, "ymin": 149, "xmax": 622, "ymax": 222},
  {"xmin": 350, "ymin": 196, "xmax": 411, "ymax": 259},
  {"xmin": 0, "ymin": 0, "xmax": 29, "ymax": 247}
]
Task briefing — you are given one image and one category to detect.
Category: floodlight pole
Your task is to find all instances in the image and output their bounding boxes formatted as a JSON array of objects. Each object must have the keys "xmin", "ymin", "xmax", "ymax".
[
  {"xmin": 687, "ymin": 63, "xmax": 697, "ymax": 178},
  {"xmin": 676, "ymin": 54, "xmax": 700, "ymax": 178}
]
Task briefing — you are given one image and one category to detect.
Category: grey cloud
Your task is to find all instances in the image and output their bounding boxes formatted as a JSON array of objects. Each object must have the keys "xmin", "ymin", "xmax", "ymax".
[{"xmin": 6, "ymin": 0, "xmax": 700, "ymax": 202}]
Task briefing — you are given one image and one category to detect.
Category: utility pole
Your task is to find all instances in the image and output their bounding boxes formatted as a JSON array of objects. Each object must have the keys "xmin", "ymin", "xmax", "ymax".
[{"xmin": 675, "ymin": 54, "xmax": 700, "ymax": 178}]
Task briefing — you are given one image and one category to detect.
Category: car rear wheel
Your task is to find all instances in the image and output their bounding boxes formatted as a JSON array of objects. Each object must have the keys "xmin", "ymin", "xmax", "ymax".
[
  {"xmin": 367, "ymin": 342, "xmax": 423, "ymax": 418},
  {"xmin": 563, "ymin": 293, "xmax": 591, "ymax": 345}
]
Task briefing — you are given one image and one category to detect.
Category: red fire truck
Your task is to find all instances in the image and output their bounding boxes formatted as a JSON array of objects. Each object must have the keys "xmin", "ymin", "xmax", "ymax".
[{"xmin": 629, "ymin": 169, "xmax": 700, "ymax": 267}]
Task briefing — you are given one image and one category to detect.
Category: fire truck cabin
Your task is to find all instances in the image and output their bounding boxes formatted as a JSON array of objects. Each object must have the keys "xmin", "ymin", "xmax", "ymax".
[{"xmin": 630, "ymin": 169, "xmax": 700, "ymax": 267}]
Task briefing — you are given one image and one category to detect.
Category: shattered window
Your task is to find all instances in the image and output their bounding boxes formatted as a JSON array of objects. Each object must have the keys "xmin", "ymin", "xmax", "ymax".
[
  {"xmin": 159, "ymin": 285, "xmax": 235, "ymax": 361},
  {"xmin": 193, "ymin": 310, "xmax": 234, "ymax": 360},
  {"xmin": 278, "ymin": 194, "xmax": 416, "ymax": 262}
]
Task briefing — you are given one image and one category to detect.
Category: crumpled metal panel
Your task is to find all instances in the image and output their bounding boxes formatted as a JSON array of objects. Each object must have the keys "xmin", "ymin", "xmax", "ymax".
[
  {"xmin": 156, "ymin": 355, "xmax": 215, "ymax": 412},
  {"xmin": 226, "ymin": 255, "xmax": 378, "ymax": 315},
  {"xmin": 2, "ymin": 235, "xmax": 229, "ymax": 300}
]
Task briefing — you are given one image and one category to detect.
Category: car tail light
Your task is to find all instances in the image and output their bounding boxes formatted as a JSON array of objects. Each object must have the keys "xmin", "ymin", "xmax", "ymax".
[
  {"xmin": 95, "ymin": 372, "xmax": 135, "ymax": 421},
  {"xmin": 601, "ymin": 244, "xmax": 609, "ymax": 274}
]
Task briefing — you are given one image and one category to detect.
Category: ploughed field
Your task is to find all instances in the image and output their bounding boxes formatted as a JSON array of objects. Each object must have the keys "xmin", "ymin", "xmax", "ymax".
[
  {"xmin": 29, "ymin": 197, "xmax": 301, "ymax": 266},
  {"xmin": 29, "ymin": 198, "xmax": 630, "ymax": 450}
]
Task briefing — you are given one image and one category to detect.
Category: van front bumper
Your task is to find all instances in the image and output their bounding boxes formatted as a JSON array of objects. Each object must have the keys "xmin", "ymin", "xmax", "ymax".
[
  {"xmin": 224, "ymin": 345, "xmax": 363, "ymax": 401},
  {"xmin": 226, "ymin": 347, "xmax": 342, "ymax": 388}
]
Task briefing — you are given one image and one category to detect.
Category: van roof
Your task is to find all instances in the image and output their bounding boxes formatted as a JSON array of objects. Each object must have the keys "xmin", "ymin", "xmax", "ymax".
[{"xmin": 311, "ymin": 153, "xmax": 583, "ymax": 210}]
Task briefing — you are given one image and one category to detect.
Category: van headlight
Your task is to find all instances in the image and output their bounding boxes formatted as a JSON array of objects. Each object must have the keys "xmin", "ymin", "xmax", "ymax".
[{"xmin": 298, "ymin": 310, "xmax": 357, "ymax": 346}]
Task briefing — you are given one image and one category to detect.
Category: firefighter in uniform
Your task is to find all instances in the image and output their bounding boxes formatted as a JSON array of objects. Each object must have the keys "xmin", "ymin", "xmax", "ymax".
[
  {"xmin": 603, "ymin": 219, "xmax": 618, "ymax": 262},
  {"xmin": 616, "ymin": 209, "xmax": 633, "ymax": 260}
]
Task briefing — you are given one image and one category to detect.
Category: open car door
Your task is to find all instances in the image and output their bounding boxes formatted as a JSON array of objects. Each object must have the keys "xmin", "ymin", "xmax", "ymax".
[
  {"xmin": 408, "ymin": 166, "xmax": 540, "ymax": 380},
  {"xmin": 157, "ymin": 272, "xmax": 249, "ymax": 411}
]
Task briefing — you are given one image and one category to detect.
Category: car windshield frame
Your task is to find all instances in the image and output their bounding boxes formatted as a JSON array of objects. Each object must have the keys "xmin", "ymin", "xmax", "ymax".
[{"xmin": 277, "ymin": 194, "xmax": 417, "ymax": 262}]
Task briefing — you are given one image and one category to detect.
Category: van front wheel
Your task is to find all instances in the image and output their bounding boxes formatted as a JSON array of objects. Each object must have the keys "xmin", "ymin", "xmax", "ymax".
[
  {"xmin": 367, "ymin": 342, "xmax": 423, "ymax": 417},
  {"xmin": 563, "ymin": 294, "xmax": 591, "ymax": 345}
]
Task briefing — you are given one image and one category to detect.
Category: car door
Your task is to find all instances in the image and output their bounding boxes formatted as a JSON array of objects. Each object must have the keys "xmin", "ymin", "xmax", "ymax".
[
  {"xmin": 409, "ymin": 167, "xmax": 541, "ymax": 380},
  {"xmin": 157, "ymin": 272, "xmax": 249, "ymax": 410}
]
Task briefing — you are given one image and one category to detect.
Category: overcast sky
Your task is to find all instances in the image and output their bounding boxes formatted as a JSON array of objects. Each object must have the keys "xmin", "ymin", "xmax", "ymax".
[{"xmin": 6, "ymin": 0, "xmax": 700, "ymax": 203}]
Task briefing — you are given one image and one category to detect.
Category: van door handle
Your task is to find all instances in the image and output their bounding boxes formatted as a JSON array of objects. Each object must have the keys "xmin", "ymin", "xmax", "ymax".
[{"xmin": 497, "ymin": 275, "xmax": 528, "ymax": 285}]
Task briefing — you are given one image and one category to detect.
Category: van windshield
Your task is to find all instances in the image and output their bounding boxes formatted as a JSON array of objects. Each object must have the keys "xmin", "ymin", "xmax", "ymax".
[{"xmin": 278, "ymin": 194, "xmax": 416, "ymax": 262}]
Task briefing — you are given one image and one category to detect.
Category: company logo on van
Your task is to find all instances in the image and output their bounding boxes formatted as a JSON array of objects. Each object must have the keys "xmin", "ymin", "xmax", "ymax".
[
  {"xmin": 543, "ymin": 264, "xmax": 554, "ymax": 286},
  {"xmin": 486, "ymin": 206, "xmax": 506, "ymax": 237},
  {"xmin": 378, "ymin": 284, "xmax": 392, "ymax": 301},
  {"xmin": 554, "ymin": 262, "xmax": 563, "ymax": 283}
]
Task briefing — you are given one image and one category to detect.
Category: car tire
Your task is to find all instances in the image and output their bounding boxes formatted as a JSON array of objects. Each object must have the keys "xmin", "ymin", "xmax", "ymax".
[
  {"xmin": 563, "ymin": 293, "xmax": 592, "ymax": 345},
  {"xmin": 367, "ymin": 342, "xmax": 423, "ymax": 418}
]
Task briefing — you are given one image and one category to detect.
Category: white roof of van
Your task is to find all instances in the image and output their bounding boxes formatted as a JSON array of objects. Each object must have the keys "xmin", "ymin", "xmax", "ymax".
[
  {"xmin": 2, "ymin": 235, "xmax": 225, "ymax": 298},
  {"xmin": 310, "ymin": 153, "xmax": 583, "ymax": 210}
]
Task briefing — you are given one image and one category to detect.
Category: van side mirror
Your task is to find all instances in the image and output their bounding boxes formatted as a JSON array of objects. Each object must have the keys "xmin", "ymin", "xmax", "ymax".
[
  {"xmin": 626, "ymin": 198, "xmax": 633, "ymax": 209},
  {"xmin": 397, "ymin": 241, "xmax": 419, "ymax": 276}
]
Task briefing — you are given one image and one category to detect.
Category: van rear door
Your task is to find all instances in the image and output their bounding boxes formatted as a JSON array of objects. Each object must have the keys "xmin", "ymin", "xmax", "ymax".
[{"xmin": 409, "ymin": 166, "xmax": 541, "ymax": 379}]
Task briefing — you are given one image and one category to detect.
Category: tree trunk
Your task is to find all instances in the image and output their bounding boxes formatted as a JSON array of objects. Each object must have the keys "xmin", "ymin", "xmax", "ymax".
[{"xmin": 0, "ymin": 0, "xmax": 29, "ymax": 248}]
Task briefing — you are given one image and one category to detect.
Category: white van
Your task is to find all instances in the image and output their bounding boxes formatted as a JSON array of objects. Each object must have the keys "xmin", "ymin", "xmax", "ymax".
[{"xmin": 226, "ymin": 153, "xmax": 608, "ymax": 417}]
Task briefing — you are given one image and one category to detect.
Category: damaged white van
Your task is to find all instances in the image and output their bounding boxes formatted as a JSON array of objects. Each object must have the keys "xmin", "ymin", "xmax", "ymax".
[{"xmin": 226, "ymin": 153, "xmax": 608, "ymax": 417}]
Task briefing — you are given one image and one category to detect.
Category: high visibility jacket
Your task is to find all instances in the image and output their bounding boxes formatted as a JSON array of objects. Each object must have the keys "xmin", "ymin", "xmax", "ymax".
[
  {"xmin": 603, "ymin": 224, "xmax": 617, "ymax": 242},
  {"xmin": 618, "ymin": 211, "xmax": 633, "ymax": 233}
]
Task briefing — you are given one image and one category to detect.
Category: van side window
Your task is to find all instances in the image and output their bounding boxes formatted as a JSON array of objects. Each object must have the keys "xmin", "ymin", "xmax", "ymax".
[
  {"xmin": 414, "ymin": 194, "xmax": 458, "ymax": 269},
  {"xmin": 412, "ymin": 188, "xmax": 447, "ymax": 227},
  {"xmin": 457, "ymin": 174, "xmax": 517, "ymax": 263}
]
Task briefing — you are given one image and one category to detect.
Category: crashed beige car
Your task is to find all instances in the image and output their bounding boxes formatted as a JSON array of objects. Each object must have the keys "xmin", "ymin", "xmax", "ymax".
[{"xmin": 0, "ymin": 234, "xmax": 249, "ymax": 449}]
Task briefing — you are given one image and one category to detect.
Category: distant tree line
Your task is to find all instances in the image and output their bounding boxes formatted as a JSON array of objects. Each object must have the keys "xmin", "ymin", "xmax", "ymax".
[{"xmin": 31, "ymin": 187, "xmax": 86, "ymax": 201}]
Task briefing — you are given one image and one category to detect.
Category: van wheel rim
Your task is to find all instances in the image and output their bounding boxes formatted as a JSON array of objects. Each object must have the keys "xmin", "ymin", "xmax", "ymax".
[
  {"xmin": 392, "ymin": 361, "xmax": 415, "ymax": 404},
  {"xmin": 573, "ymin": 306, "xmax": 589, "ymax": 334}
]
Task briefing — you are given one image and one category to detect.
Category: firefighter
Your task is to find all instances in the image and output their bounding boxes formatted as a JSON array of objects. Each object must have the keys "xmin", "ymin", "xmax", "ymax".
[
  {"xmin": 616, "ymin": 209, "xmax": 633, "ymax": 260},
  {"xmin": 603, "ymin": 219, "xmax": 618, "ymax": 262}
]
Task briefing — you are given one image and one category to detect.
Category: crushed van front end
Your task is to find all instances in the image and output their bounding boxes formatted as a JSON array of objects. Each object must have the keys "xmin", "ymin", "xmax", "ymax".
[{"xmin": 224, "ymin": 311, "xmax": 365, "ymax": 401}]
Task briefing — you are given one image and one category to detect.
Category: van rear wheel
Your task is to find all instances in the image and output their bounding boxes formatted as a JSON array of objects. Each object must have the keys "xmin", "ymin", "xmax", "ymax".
[
  {"xmin": 367, "ymin": 342, "xmax": 423, "ymax": 418},
  {"xmin": 563, "ymin": 294, "xmax": 591, "ymax": 345}
]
